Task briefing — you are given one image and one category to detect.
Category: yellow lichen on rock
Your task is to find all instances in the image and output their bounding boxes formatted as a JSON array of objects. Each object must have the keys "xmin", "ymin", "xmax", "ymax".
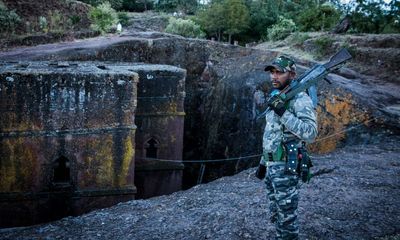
[
  {"xmin": 0, "ymin": 138, "xmax": 37, "ymax": 192},
  {"xmin": 310, "ymin": 93, "xmax": 369, "ymax": 153},
  {"xmin": 118, "ymin": 133, "xmax": 135, "ymax": 187}
]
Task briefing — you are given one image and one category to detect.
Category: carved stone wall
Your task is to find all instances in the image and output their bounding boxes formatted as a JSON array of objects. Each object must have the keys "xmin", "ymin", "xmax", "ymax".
[
  {"xmin": 108, "ymin": 63, "xmax": 186, "ymax": 199},
  {"xmin": 0, "ymin": 62, "xmax": 138, "ymax": 227}
]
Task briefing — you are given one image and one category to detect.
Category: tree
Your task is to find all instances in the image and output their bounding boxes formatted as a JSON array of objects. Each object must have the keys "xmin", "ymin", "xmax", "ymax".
[
  {"xmin": 297, "ymin": 2, "xmax": 341, "ymax": 31},
  {"xmin": 79, "ymin": 0, "xmax": 123, "ymax": 10},
  {"xmin": 0, "ymin": 2, "xmax": 21, "ymax": 35},
  {"xmin": 248, "ymin": 0, "xmax": 279, "ymax": 39},
  {"xmin": 385, "ymin": 0, "xmax": 400, "ymax": 33},
  {"xmin": 353, "ymin": 0, "xmax": 385, "ymax": 33},
  {"xmin": 196, "ymin": 2, "xmax": 226, "ymax": 41},
  {"xmin": 154, "ymin": 0, "xmax": 198, "ymax": 14},
  {"xmin": 122, "ymin": 0, "xmax": 154, "ymax": 12},
  {"xmin": 224, "ymin": 0, "xmax": 250, "ymax": 43}
]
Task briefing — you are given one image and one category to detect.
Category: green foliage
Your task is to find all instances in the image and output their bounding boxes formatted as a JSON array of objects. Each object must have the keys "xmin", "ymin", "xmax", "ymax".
[
  {"xmin": 248, "ymin": 0, "xmax": 278, "ymax": 39},
  {"xmin": 79, "ymin": 0, "xmax": 104, "ymax": 7},
  {"xmin": 225, "ymin": 0, "xmax": 250, "ymax": 41},
  {"xmin": 80, "ymin": 0, "xmax": 123, "ymax": 10},
  {"xmin": 177, "ymin": 0, "xmax": 198, "ymax": 14},
  {"xmin": 108, "ymin": 0, "xmax": 123, "ymax": 10},
  {"xmin": 122, "ymin": 0, "xmax": 153, "ymax": 12},
  {"xmin": 118, "ymin": 12, "xmax": 129, "ymax": 26},
  {"xmin": 345, "ymin": 0, "xmax": 400, "ymax": 34},
  {"xmin": 48, "ymin": 10, "xmax": 63, "ymax": 32},
  {"xmin": 287, "ymin": 32, "xmax": 311, "ymax": 46},
  {"xmin": 89, "ymin": 2, "xmax": 118, "ymax": 34},
  {"xmin": 279, "ymin": 0, "xmax": 317, "ymax": 21},
  {"xmin": 0, "ymin": 3, "xmax": 21, "ymax": 34},
  {"xmin": 39, "ymin": 16, "xmax": 48, "ymax": 33},
  {"xmin": 154, "ymin": 0, "xmax": 176, "ymax": 12},
  {"xmin": 165, "ymin": 17, "xmax": 205, "ymax": 38},
  {"xmin": 195, "ymin": 0, "xmax": 249, "ymax": 42},
  {"xmin": 267, "ymin": 16, "xmax": 297, "ymax": 41},
  {"xmin": 313, "ymin": 35, "xmax": 334, "ymax": 58},
  {"xmin": 297, "ymin": 3, "xmax": 340, "ymax": 31},
  {"xmin": 340, "ymin": 40, "xmax": 357, "ymax": 57},
  {"xmin": 70, "ymin": 15, "xmax": 81, "ymax": 26},
  {"xmin": 196, "ymin": 2, "xmax": 226, "ymax": 41},
  {"xmin": 155, "ymin": 0, "xmax": 198, "ymax": 14},
  {"xmin": 349, "ymin": 0, "xmax": 385, "ymax": 33}
]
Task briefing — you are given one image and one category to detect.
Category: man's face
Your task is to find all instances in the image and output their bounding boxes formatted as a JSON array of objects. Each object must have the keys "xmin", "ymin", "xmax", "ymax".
[{"xmin": 269, "ymin": 68, "xmax": 295, "ymax": 90}]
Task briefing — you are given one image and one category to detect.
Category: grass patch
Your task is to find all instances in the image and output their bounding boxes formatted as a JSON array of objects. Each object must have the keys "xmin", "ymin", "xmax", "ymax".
[
  {"xmin": 287, "ymin": 32, "xmax": 311, "ymax": 47},
  {"xmin": 313, "ymin": 35, "xmax": 335, "ymax": 59}
]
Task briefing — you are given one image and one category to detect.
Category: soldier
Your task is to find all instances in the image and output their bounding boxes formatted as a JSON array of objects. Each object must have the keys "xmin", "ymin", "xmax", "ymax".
[{"xmin": 255, "ymin": 56, "xmax": 318, "ymax": 240}]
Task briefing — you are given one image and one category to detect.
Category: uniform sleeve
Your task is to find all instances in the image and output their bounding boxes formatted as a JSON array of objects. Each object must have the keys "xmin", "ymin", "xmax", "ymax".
[{"xmin": 279, "ymin": 93, "xmax": 318, "ymax": 143}]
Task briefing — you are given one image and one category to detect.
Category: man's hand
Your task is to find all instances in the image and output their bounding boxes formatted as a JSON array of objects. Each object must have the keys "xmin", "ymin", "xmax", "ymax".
[
  {"xmin": 267, "ymin": 95, "xmax": 286, "ymax": 116},
  {"xmin": 255, "ymin": 164, "xmax": 266, "ymax": 180}
]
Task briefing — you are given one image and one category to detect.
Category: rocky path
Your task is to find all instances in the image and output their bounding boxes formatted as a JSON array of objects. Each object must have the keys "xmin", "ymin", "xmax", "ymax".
[{"xmin": 1, "ymin": 135, "xmax": 399, "ymax": 240}]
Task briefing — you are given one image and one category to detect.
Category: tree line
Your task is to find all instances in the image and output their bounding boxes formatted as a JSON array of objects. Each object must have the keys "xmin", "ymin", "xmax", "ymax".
[{"xmin": 77, "ymin": 0, "xmax": 399, "ymax": 42}]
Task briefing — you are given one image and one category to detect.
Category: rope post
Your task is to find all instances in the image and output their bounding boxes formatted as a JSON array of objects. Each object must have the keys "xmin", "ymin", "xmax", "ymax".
[{"xmin": 197, "ymin": 164, "xmax": 206, "ymax": 185}]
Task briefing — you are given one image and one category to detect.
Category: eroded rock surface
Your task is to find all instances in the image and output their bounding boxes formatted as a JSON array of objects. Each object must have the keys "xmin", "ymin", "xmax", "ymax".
[{"xmin": 1, "ymin": 135, "xmax": 399, "ymax": 240}]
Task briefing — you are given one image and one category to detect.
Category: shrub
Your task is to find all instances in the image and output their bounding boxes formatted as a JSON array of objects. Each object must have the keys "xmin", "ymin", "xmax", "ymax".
[
  {"xmin": 80, "ymin": 0, "xmax": 123, "ymax": 10},
  {"xmin": 70, "ymin": 15, "xmax": 81, "ymax": 26},
  {"xmin": 267, "ymin": 16, "xmax": 297, "ymax": 41},
  {"xmin": 0, "ymin": 3, "xmax": 21, "ymax": 34},
  {"xmin": 381, "ymin": 22, "xmax": 400, "ymax": 34},
  {"xmin": 117, "ymin": 12, "xmax": 129, "ymax": 26},
  {"xmin": 287, "ymin": 32, "xmax": 310, "ymax": 47},
  {"xmin": 165, "ymin": 17, "xmax": 205, "ymax": 39},
  {"xmin": 340, "ymin": 41, "xmax": 357, "ymax": 57},
  {"xmin": 89, "ymin": 2, "xmax": 118, "ymax": 34},
  {"xmin": 48, "ymin": 10, "xmax": 63, "ymax": 32},
  {"xmin": 39, "ymin": 16, "xmax": 48, "ymax": 33},
  {"xmin": 313, "ymin": 36, "xmax": 334, "ymax": 58},
  {"xmin": 122, "ymin": 0, "xmax": 153, "ymax": 12},
  {"xmin": 108, "ymin": 0, "xmax": 123, "ymax": 10}
]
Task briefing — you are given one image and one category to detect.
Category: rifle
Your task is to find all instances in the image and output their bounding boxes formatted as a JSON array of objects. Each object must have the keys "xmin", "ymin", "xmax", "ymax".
[{"xmin": 257, "ymin": 48, "xmax": 352, "ymax": 119}]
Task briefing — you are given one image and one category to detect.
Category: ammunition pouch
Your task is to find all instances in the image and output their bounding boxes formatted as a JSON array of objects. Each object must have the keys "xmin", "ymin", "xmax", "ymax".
[
  {"xmin": 283, "ymin": 141, "xmax": 313, "ymax": 182},
  {"xmin": 284, "ymin": 141, "xmax": 298, "ymax": 175},
  {"xmin": 298, "ymin": 144, "xmax": 313, "ymax": 182}
]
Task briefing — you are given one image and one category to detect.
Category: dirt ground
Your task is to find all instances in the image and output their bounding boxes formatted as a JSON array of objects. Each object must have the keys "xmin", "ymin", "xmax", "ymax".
[{"xmin": 1, "ymin": 134, "xmax": 399, "ymax": 240}]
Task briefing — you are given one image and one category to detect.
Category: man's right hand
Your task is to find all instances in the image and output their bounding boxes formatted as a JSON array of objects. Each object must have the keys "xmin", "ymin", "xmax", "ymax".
[
  {"xmin": 255, "ymin": 164, "xmax": 266, "ymax": 180},
  {"xmin": 267, "ymin": 95, "xmax": 286, "ymax": 116}
]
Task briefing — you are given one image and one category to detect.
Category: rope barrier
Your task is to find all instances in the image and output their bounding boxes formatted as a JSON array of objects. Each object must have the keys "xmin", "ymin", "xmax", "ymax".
[
  {"xmin": 136, "ymin": 154, "xmax": 262, "ymax": 163},
  {"xmin": 314, "ymin": 117, "xmax": 376, "ymax": 143},
  {"xmin": 137, "ymin": 116, "xmax": 377, "ymax": 163},
  {"xmin": 137, "ymin": 96, "xmax": 175, "ymax": 99}
]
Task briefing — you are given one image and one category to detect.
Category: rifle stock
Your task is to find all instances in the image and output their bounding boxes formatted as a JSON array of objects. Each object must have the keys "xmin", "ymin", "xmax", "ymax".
[
  {"xmin": 279, "ymin": 48, "xmax": 352, "ymax": 102},
  {"xmin": 323, "ymin": 48, "xmax": 352, "ymax": 70}
]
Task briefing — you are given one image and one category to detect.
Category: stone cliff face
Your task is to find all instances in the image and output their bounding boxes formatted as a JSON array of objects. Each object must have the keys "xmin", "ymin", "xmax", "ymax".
[{"xmin": 0, "ymin": 32, "xmax": 398, "ymax": 186}]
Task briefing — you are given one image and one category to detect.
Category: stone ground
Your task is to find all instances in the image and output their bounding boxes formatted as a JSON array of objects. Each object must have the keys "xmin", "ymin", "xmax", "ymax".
[{"xmin": 1, "ymin": 135, "xmax": 399, "ymax": 240}]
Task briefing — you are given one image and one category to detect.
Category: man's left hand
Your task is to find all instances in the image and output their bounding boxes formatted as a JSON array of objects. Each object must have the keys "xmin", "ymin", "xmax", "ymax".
[{"xmin": 267, "ymin": 95, "xmax": 286, "ymax": 116}]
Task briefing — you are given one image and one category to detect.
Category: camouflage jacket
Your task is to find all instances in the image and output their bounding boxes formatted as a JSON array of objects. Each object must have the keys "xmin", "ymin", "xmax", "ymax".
[{"xmin": 261, "ymin": 92, "xmax": 317, "ymax": 164}]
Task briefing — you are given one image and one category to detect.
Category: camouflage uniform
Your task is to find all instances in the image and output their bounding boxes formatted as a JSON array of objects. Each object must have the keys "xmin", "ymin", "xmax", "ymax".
[{"xmin": 261, "ymin": 85, "xmax": 318, "ymax": 239}]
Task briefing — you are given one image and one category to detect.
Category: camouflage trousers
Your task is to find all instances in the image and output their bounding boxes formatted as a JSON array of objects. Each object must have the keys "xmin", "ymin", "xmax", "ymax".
[{"xmin": 265, "ymin": 163, "xmax": 300, "ymax": 240}]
